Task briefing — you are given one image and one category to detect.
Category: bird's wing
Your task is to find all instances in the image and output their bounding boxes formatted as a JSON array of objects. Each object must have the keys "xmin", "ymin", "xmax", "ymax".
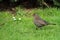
[{"xmin": 38, "ymin": 20, "xmax": 47, "ymax": 25}]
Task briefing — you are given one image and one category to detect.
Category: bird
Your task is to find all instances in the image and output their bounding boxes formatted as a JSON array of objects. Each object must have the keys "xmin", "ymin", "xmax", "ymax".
[{"xmin": 33, "ymin": 13, "xmax": 56, "ymax": 29}]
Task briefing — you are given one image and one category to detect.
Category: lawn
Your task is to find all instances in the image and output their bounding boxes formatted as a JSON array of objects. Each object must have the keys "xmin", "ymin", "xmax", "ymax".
[{"xmin": 0, "ymin": 7, "xmax": 60, "ymax": 40}]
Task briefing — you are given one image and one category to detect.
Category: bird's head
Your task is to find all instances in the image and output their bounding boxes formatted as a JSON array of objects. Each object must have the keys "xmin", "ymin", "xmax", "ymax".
[
  {"xmin": 33, "ymin": 13, "xmax": 41, "ymax": 20},
  {"xmin": 33, "ymin": 13, "xmax": 38, "ymax": 16}
]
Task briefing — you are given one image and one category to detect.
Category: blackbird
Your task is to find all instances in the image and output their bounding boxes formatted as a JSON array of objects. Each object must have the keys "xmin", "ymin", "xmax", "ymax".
[{"xmin": 33, "ymin": 13, "xmax": 55, "ymax": 29}]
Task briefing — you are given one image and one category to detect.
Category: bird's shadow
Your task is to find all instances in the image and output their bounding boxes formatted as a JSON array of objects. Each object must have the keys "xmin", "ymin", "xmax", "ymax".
[{"xmin": 35, "ymin": 25, "xmax": 55, "ymax": 30}]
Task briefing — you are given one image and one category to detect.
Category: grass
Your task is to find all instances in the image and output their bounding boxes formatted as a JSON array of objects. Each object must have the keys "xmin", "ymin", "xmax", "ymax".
[{"xmin": 0, "ymin": 7, "xmax": 60, "ymax": 40}]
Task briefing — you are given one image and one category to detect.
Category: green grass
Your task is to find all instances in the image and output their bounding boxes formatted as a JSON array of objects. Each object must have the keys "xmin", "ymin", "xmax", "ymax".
[{"xmin": 0, "ymin": 7, "xmax": 60, "ymax": 40}]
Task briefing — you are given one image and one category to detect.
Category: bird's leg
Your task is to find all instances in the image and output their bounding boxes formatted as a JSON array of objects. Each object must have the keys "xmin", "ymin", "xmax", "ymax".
[
  {"xmin": 40, "ymin": 27, "xmax": 43, "ymax": 29},
  {"xmin": 36, "ymin": 26, "xmax": 43, "ymax": 30},
  {"xmin": 36, "ymin": 26, "xmax": 40, "ymax": 30}
]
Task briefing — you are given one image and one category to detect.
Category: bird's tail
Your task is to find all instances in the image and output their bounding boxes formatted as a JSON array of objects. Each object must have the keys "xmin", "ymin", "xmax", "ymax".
[{"xmin": 48, "ymin": 23, "xmax": 56, "ymax": 25}]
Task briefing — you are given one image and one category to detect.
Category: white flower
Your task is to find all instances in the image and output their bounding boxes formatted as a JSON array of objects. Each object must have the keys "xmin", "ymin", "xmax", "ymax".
[
  {"xmin": 12, "ymin": 17, "xmax": 16, "ymax": 21},
  {"xmin": 13, "ymin": 17, "xmax": 15, "ymax": 19},
  {"xmin": 13, "ymin": 18, "xmax": 16, "ymax": 20},
  {"xmin": 19, "ymin": 18, "xmax": 21, "ymax": 20}
]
